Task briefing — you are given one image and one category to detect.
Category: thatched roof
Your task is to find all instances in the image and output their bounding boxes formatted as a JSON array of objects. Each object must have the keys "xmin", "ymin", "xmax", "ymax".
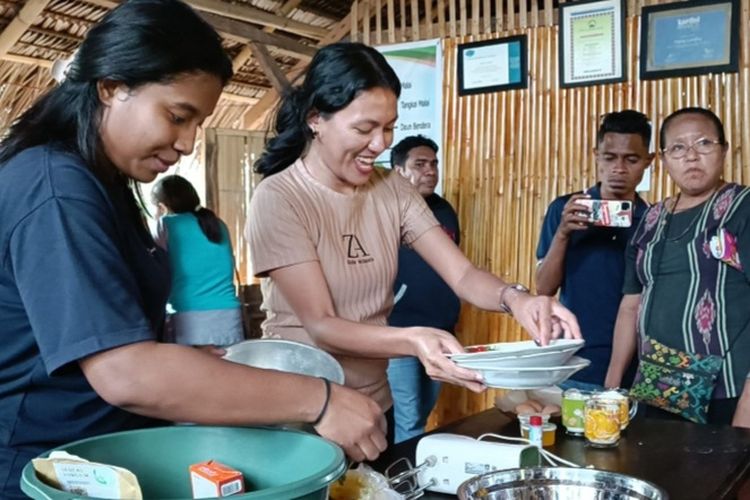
[{"xmin": 0, "ymin": 0, "xmax": 354, "ymax": 131}]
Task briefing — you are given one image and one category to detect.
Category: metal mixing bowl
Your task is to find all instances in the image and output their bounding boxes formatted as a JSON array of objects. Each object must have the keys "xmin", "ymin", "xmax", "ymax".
[
  {"xmin": 223, "ymin": 339, "xmax": 345, "ymax": 384},
  {"xmin": 457, "ymin": 467, "xmax": 668, "ymax": 500}
]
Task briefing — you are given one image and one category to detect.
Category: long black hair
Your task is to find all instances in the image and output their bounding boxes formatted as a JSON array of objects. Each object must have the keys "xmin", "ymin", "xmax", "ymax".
[
  {"xmin": 255, "ymin": 42, "xmax": 401, "ymax": 177},
  {"xmin": 152, "ymin": 175, "xmax": 223, "ymax": 243},
  {"xmin": 0, "ymin": 0, "xmax": 232, "ymax": 185}
]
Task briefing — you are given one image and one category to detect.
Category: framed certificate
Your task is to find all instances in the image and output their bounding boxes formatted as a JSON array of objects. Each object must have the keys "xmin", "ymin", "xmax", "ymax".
[
  {"xmin": 457, "ymin": 35, "xmax": 527, "ymax": 96},
  {"xmin": 640, "ymin": 0, "xmax": 739, "ymax": 80},
  {"xmin": 559, "ymin": 0, "xmax": 626, "ymax": 88}
]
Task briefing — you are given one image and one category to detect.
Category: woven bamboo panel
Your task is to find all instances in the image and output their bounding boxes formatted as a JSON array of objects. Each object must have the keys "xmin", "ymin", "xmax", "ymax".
[{"xmin": 351, "ymin": 0, "xmax": 750, "ymax": 428}]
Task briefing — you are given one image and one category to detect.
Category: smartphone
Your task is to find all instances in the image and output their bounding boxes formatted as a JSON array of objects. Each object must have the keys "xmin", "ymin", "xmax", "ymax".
[{"xmin": 576, "ymin": 199, "xmax": 633, "ymax": 227}]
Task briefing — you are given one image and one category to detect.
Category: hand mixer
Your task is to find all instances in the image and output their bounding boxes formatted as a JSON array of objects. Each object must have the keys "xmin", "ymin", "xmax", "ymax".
[{"xmin": 384, "ymin": 433, "xmax": 582, "ymax": 498}]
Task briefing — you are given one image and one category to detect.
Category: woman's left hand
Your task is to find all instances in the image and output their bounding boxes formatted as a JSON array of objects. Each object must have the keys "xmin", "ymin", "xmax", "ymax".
[{"xmin": 506, "ymin": 292, "xmax": 582, "ymax": 346}]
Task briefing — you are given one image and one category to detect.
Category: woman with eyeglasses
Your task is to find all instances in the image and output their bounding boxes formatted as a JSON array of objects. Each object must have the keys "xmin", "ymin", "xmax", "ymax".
[{"xmin": 606, "ymin": 107, "xmax": 750, "ymax": 426}]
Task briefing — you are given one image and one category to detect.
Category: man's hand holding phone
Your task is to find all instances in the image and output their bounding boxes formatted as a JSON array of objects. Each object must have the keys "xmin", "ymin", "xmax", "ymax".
[
  {"xmin": 557, "ymin": 193, "xmax": 593, "ymax": 239},
  {"xmin": 576, "ymin": 199, "xmax": 633, "ymax": 227}
]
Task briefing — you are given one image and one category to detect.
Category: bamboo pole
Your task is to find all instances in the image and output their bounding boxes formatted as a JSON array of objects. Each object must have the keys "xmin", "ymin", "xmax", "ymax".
[
  {"xmin": 449, "ymin": 0, "xmax": 456, "ymax": 38},
  {"xmin": 459, "ymin": 0, "xmax": 467, "ymax": 37},
  {"xmin": 387, "ymin": 0, "xmax": 396, "ymax": 42},
  {"xmin": 425, "ymin": 0, "xmax": 433, "ymax": 38},
  {"xmin": 543, "ymin": 0, "xmax": 552, "ymax": 26},
  {"xmin": 506, "ymin": 0, "xmax": 514, "ymax": 30},
  {"xmin": 483, "ymin": 0, "xmax": 490, "ymax": 33},
  {"xmin": 437, "ymin": 0, "xmax": 446, "ymax": 38},
  {"xmin": 351, "ymin": 0, "xmax": 358, "ymax": 42},
  {"xmin": 495, "ymin": 0, "xmax": 503, "ymax": 34},
  {"xmin": 410, "ymin": 0, "xmax": 420, "ymax": 40},
  {"xmin": 375, "ymin": 0, "xmax": 382, "ymax": 44},
  {"xmin": 471, "ymin": 0, "xmax": 479, "ymax": 35},
  {"xmin": 362, "ymin": 0, "xmax": 370, "ymax": 45},
  {"xmin": 400, "ymin": 0, "xmax": 407, "ymax": 41}
]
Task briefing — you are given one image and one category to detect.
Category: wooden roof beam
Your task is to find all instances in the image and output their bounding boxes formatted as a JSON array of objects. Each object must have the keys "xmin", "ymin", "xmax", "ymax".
[
  {"xmin": 2, "ymin": 52, "xmax": 255, "ymax": 105},
  {"xmin": 84, "ymin": 0, "xmax": 328, "ymax": 46},
  {"xmin": 201, "ymin": 12, "xmax": 316, "ymax": 60},
  {"xmin": 0, "ymin": 0, "xmax": 53, "ymax": 59},
  {"xmin": 264, "ymin": 0, "xmax": 304, "ymax": 33},
  {"xmin": 2, "ymin": 52, "xmax": 52, "ymax": 67},
  {"xmin": 248, "ymin": 42, "xmax": 290, "ymax": 94},
  {"xmin": 232, "ymin": 45, "xmax": 254, "ymax": 73},
  {"xmin": 231, "ymin": 0, "xmax": 303, "ymax": 88},
  {"xmin": 241, "ymin": 8, "xmax": 365, "ymax": 130},
  {"xmin": 187, "ymin": 0, "xmax": 327, "ymax": 39}
]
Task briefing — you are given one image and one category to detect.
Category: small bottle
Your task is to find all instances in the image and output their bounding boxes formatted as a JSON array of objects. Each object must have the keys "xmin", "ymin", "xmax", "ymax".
[{"xmin": 528, "ymin": 415, "xmax": 543, "ymax": 448}]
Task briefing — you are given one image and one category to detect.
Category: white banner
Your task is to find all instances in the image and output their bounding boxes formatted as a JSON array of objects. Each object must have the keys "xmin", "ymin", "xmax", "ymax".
[{"xmin": 376, "ymin": 39, "xmax": 444, "ymax": 193}]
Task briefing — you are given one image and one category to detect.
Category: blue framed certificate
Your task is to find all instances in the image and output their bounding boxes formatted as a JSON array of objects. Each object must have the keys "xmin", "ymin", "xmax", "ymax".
[
  {"xmin": 457, "ymin": 35, "xmax": 528, "ymax": 95},
  {"xmin": 640, "ymin": 0, "xmax": 739, "ymax": 80}
]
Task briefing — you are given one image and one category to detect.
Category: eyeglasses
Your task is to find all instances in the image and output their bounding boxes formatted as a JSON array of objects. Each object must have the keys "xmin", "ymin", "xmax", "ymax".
[{"xmin": 661, "ymin": 138, "xmax": 724, "ymax": 159}]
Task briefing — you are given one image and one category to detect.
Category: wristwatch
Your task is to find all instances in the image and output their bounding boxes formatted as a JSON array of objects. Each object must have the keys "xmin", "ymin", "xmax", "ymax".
[{"xmin": 499, "ymin": 283, "xmax": 530, "ymax": 315}]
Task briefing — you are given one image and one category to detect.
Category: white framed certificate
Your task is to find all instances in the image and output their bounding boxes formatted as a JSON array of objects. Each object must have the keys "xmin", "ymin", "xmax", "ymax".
[{"xmin": 559, "ymin": 0, "xmax": 626, "ymax": 88}]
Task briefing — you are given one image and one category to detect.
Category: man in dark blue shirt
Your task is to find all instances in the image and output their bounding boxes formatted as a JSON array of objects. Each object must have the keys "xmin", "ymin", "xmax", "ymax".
[
  {"xmin": 387, "ymin": 135, "xmax": 461, "ymax": 443},
  {"xmin": 535, "ymin": 111, "xmax": 654, "ymax": 391}
]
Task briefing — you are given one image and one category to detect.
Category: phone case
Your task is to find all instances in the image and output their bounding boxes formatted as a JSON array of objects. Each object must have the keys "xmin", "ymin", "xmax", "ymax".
[{"xmin": 576, "ymin": 199, "xmax": 633, "ymax": 227}]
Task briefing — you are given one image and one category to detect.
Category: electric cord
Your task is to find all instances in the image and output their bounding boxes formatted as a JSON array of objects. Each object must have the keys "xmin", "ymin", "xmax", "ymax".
[{"xmin": 476, "ymin": 432, "xmax": 584, "ymax": 468}]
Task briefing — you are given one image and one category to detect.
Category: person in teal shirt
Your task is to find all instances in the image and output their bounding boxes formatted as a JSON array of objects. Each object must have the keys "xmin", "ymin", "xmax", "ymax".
[{"xmin": 152, "ymin": 175, "xmax": 243, "ymax": 347}]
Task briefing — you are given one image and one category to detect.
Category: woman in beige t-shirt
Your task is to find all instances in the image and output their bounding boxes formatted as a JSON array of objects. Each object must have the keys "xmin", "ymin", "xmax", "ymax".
[{"xmin": 246, "ymin": 42, "xmax": 581, "ymax": 445}]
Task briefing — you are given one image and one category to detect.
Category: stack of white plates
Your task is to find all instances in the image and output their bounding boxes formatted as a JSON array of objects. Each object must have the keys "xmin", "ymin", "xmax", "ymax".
[{"xmin": 448, "ymin": 339, "xmax": 589, "ymax": 389}]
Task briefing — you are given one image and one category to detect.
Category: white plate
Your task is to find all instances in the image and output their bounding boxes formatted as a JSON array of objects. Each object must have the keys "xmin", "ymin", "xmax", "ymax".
[
  {"xmin": 478, "ymin": 356, "xmax": 591, "ymax": 389},
  {"xmin": 453, "ymin": 345, "xmax": 582, "ymax": 369},
  {"xmin": 448, "ymin": 338, "xmax": 584, "ymax": 362}
]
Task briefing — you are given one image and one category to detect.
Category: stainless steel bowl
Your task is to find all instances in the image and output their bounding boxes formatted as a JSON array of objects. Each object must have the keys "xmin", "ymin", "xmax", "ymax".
[
  {"xmin": 458, "ymin": 467, "xmax": 668, "ymax": 500},
  {"xmin": 223, "ymin": 339, "xmax": 345, "ymax": 384}
]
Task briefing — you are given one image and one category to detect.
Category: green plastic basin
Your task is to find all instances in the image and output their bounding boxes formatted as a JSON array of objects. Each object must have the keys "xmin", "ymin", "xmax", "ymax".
[{"xmin": 21, "ymin": 426, "xmax": 346, "ymax": 499}]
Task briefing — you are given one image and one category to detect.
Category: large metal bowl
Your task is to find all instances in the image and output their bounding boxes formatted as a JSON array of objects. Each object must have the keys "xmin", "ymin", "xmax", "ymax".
[
  {"xmin": 458, "ymin": 467, "xmax": 668, "ymax": 500},
  {"xmin": 223, "ymin": 339, "xmax": 345, "ymax": 384}
]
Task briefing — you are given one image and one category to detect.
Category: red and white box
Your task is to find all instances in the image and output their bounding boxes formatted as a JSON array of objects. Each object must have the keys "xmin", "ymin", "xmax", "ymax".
[{"xmin": 189, "ymin": 460, "xmax": 245, "ymax": 498}]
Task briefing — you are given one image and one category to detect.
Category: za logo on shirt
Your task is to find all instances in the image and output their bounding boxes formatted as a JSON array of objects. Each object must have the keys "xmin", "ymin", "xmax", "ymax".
[{"xmin": 342, "ymin": 234, "xmax": 374, "ymax": 264}]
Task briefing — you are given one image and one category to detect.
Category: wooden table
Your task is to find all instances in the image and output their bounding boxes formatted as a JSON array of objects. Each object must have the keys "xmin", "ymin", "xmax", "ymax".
[{"xmin": 369, "ymin": 409, "xmax": 750, "ymax": 499}]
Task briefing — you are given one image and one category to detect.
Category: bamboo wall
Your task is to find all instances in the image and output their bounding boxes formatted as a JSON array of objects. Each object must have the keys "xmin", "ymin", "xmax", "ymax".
[{"xmin": 349, "ymin": 0, "xmax": 750, "ymax": 427}]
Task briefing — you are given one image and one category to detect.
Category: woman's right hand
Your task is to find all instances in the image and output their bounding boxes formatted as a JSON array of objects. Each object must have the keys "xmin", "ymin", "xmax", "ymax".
[
  {"xmin": 314, "ymin": 383, "xmax": 387, "ymax": 462},
  {"xmin": 409, "ymin": 327, "xmax": 485, "ymax": 393}
]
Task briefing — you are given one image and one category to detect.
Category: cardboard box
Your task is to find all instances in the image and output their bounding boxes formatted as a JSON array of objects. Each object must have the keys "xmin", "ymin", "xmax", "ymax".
[{"xmin": 189, "ymin": 460, "xmax": 245, "ymax": 498}]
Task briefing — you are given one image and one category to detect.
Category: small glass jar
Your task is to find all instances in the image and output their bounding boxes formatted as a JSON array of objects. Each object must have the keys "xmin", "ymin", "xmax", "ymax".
[
  {"xmin": 520, "ymin": 422, "xmax": 557, "ymax": 447},
  {"xmin": 584, "ymin": 398, "xmax": 621, "ymax": 448},
  {"xmin": 594, "ymin": 389, "xmax": 638, "ymax": 430},
  {"xmin": 562, "ymin": 389, "xmax": 592, "ymax": 436}
]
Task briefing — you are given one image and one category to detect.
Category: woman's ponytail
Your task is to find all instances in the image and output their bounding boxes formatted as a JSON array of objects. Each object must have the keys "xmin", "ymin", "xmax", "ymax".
[{"xmin": 254, "ymin": 88, "xmax": 312, "ymax": 177}]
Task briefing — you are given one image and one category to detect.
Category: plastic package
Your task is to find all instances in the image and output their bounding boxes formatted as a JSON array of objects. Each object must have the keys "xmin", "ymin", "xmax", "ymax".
[{"xmin": 329, "ymin": 464, "xmax": 404, "ymax": 500}]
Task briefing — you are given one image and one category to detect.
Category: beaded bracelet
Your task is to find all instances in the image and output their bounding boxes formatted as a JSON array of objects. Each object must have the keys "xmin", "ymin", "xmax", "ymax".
[{"xmin": 312, "ymin": 377, "xmax": 331, "ymax": 426}]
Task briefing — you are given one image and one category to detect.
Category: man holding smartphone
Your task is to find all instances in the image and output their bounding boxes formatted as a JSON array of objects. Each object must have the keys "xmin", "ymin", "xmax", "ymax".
[{"xmin": 535, "ymin": 110, "xmax": 655, "ymax": 391}]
